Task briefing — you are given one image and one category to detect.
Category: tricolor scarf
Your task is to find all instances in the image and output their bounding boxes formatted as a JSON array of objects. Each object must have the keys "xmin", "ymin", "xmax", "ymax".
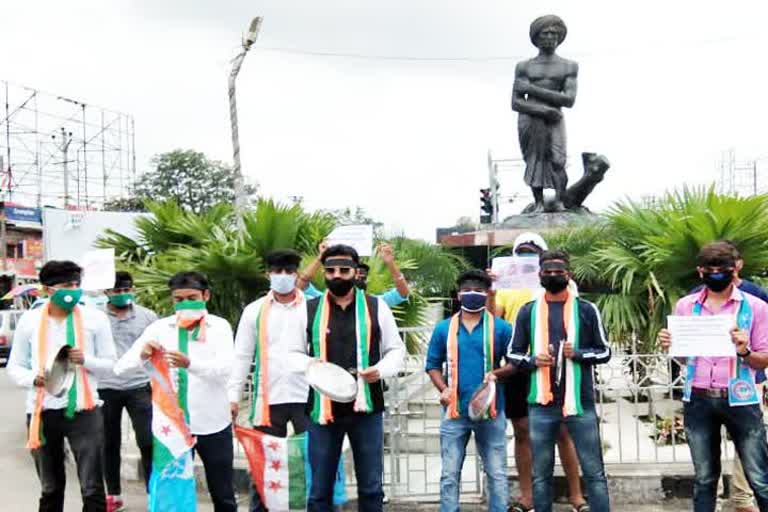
[
  {"xmin": 527, "ymin": 293, "xmax": 584, "ymax": 417},
  {"xmin": 445, "ymin": 310, "xmax": 496, "ymax": 419},
  {"xmin": 175, "ymin": 301, "xmax": 207, "ymax": 421},
  {"xmin": 249, "ymin": 292, "xmax": 304, "ymax": 427},
  {"xmin": 27, "ymin": 304, "xmax": 95, "ymax": 449},
  {"xmin": 310, "ymin": 288, "xmax": 372, "ymax": 424}
]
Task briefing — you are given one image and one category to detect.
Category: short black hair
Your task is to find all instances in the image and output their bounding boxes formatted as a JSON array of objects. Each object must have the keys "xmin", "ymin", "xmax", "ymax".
[
  {"xmin": 39, "ymin": 260, "xmax": 82, "ymax": 287},
  {"xmin": 722, "ymin": 239, "xmax": 742, "ymax": 260},
  {"xmin": 265, "ymin": 249, "xmax": 301, "ymax": 271},
  {"xmin": 357, "ymin": 262, "xmax": 370, "ymax": 273},
  {"xmin": 697, "ymin": 241, "xmax": 736, "ymax": 268},
  {"xmin": 540, "ymin": 250, "xmax": 570, "ymax": 267},
  {"xmin": 321, "ymin": 244, "xmax": 360, "ymax": 266},
  {"xmin": 113, "ymin": 271, "xmax": 133, "ymax": 289},
  {"xmin": 456, "ymin": 269, "xmax": 492, "ymax": 290},
  {"xmin": 168, "ymin": 271, "xmax": 210, "ymax": 291}
]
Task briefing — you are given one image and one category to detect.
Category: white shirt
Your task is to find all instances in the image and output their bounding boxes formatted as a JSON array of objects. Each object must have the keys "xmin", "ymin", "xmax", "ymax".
[
  {"xmin": 114, "ymin": 313, "xmax": 234, "ymax": 436},
  {"xmin": 7, "ymin": 306, "xmax": 116, "ymax": 413},
  {"xmin": 228, "ymin": 293, "xmax": 309, "ymax": 405},
  {"xmin": 285, "ymin": 296, "xmax": 406, "ymax": 379}
]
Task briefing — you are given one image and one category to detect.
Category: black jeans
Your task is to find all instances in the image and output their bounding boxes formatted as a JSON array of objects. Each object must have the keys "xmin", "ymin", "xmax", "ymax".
[
  {"xmin": 194, "ymin": 424, "xmax": 237, "ymax": 512},
  {"xmin": 28, "ymin": 408, "xmax": 106, "ymax": 512},
  {"xmin": 99, "ymin": 385, "xmax": 153, "ymax": 495},
  {"xmin": 249, "ymin": 403, "xmax": 310, "ymax": 512}
]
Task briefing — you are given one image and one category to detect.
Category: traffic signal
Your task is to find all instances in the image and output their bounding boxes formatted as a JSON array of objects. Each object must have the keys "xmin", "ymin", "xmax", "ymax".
[{"xmin": 480, "ymin": 188, "xmax": 493, "ymax": 224}]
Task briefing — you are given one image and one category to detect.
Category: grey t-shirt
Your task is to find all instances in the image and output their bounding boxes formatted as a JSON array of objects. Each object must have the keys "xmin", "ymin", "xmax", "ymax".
[{"xmin": 98, "ymin": 303, "xmax": 158, "ymax": 391}]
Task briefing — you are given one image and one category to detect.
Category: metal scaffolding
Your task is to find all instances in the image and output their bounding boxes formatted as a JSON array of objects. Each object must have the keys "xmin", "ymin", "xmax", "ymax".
[{"xmin": 1, "ymin": 80, "xmax": 135, "ymax": 209}]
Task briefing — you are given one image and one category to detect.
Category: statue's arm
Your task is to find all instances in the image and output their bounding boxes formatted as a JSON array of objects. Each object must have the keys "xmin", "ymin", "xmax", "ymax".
[
  {"xmin": 523, "ymin": 63, "xmax": 578, "ymax": 108},
  {"xmin": 511, "ymin": 63, "xmax": 560, "ymax": 118}
]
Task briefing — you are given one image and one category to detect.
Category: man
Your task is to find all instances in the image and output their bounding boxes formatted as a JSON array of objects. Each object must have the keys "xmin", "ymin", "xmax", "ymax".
[
  {"xmin": 98, "ymin": 271, "xmax": 158, "ymax": 512},
  {"xmin": 508, "ymin": 250, "xmax": 611, "ymax": 512},
  {"xmin": 299, "ymin": 242, "xmax": 410, "ymax": 308},
  {"xmin": 489, "ymin": 232, "xmax": 588, "ymax": 512},
  {"xmin": 8, "ymin": 260, "xmax": 116, "ymax": 512},
  {"xmin": 690, "ymin": 241, "xmax": 768, "ymax": 512},
  {"xmin": 114, "ymin": 271, "xmax": 236, "ymax": 511},
  {"xmin": 288, "ymin": 244, "xmax": 405, "ymax": 512},
  {"xmin": 229, "ymin": 250, "xmax": 310, "ymax": 512},
  {"xmin": 512, "ymin": 15, "xmax": 578, "ymax": 213},
  {"xmin": 425, "ymin": 269, "xmax": 512, "ymax": 512},
  {"xmin": 658, "ymin": 241, "xmax": 768, "ymax": 512}
]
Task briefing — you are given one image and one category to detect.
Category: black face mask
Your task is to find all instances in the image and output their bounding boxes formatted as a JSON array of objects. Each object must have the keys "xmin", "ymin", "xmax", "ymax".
[
  {"xmin": 702, "ymin": 271, "xmax": 733, "ymax": 292},
  {"xmin": 540, "ymin": 274, "xmax": 569, "ymax": 294},
  {"xmin": 355, "ymin": 279, "xmax": 368, "ymax": 291},
  {"xmin": 326, "ymin": 278, "xmax": 355, "ymax": 297}
]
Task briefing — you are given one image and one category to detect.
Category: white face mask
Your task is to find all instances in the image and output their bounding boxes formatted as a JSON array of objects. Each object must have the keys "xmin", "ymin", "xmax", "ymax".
[{"xmin": 270, "ymin": 273, "xmax": 297, "ymax": 295}]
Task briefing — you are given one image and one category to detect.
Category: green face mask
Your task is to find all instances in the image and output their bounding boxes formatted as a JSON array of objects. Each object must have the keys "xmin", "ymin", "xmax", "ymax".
[
  {"xmin": 108, "ymin": 293, "xmax": 135, "ymax": 308},
  {"xmin": 173, "ymin": 300, "xmax": 207, "ymax": 313},
  {"xmin": 51, "ymin": 288, "xmax": 83, "ymax": 312}
]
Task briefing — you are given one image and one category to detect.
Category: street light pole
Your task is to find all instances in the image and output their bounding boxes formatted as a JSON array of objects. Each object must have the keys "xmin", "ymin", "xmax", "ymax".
[{"xmin": 229, "ymin": 17, "xmax": 263, "ymax": 225}]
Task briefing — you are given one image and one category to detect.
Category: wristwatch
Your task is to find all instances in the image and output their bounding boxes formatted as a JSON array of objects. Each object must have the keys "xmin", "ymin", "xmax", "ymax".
[{"xmin": 738, "ymin": 347, "xmax": 751, "ymax": 358}]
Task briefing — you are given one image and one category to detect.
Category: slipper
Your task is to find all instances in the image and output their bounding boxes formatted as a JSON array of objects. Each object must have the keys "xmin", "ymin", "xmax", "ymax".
[
  {"xmin": 572, "ymin": 504, "xmax": 590, "ymax": 512},
  {"xmin": 508, "ymin": 502, "xmax": 533, "ymax": 512}
]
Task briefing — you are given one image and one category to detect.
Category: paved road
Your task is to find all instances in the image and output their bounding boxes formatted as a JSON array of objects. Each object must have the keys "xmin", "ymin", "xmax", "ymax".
[{"xmin": 0, "ymin": 369, "xmax": 741, "ymax": 511}]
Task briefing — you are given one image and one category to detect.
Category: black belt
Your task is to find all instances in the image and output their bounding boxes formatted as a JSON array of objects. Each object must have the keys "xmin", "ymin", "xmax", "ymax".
[{"xmin": 690, "ymin": 387, "xmax": 728, "ymax": 399}]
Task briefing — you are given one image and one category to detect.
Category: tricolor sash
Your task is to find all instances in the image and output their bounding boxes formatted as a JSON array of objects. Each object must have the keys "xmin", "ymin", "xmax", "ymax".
[
  {"xmin": 445, "ymin": 311, "xmax": 496, "ymax": 419},
  {"xmin": 683, "ymin": 290, "xmax": 758, "ymax": 407},
  {"xmin": 249, "ymin": 292, "xmax": 304, "ymax": 427},
  {"xmin": 310, "ymin": 289, "xmax": 372, "ymax": 424},
  {"xmin": 527, "ymin": 293, "xmax": 583, "ymax": 416},
  {"xmin": 27, "ymin": 304, "xmax": 95, "ymax": 449}
]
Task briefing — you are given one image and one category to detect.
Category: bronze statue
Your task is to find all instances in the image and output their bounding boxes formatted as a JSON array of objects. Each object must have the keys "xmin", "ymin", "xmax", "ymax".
[{"xmin": 512, "ymin": 15, "xmax": 578, "ymax": 213}]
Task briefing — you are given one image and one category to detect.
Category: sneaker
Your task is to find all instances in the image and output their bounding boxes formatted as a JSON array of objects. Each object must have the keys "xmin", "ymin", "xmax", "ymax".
[{"xmin": 106, "ymin": 495, "xmax": 125, "ymax": 512}]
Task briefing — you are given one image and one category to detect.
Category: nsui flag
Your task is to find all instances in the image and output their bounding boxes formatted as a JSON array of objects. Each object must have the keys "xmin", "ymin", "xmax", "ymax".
[
  {"xmin": 148, "ymin": 352, "xmax": 197, "ymax": 512},
  {"xmin": 236, "ymin": 426, "xmax": 308, "ymax": 510}
]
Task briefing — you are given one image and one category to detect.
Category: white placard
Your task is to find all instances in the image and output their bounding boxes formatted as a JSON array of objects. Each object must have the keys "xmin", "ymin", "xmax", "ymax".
[
  {"xmin": 80, "ymin": 249, "xmax": 116, "ymax": 291},
  {"xmin": 326, "ymin": 225, "xmax": 374, "ymax": 257},
  {"xmin": 491, "ymin": 256, "xmax": 541, "ymax": 290},
  {"xmin": 668, "ymin": 314, "xmax": 736, "ymax": 357}
]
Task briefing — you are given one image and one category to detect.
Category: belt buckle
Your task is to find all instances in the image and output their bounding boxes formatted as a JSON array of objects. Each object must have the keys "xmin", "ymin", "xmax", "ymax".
[{"xmin": 706, "ymin": 388, "xmax": 726, "ymax": 399}]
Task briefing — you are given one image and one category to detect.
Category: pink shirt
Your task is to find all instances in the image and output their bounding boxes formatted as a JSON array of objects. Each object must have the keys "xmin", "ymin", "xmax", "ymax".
[{"xmin": 674, "ymin": 286, "xmax": 768, "ymax": 390}]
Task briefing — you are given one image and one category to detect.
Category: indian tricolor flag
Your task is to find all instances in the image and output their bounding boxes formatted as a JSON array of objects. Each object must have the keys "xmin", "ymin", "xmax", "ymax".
[
  {"xmin": 147, "ymin": 352, "xmax": 197, "ymax": 512},
  {"xmin": 235, "ymin": 426, "xmax": 307, "ymax": 510}
]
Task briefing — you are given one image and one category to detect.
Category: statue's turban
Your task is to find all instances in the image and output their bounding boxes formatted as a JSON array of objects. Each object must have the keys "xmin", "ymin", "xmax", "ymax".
[{"xmin": 530, "ymin": 15, "xmax": 567, "ymax": 46}]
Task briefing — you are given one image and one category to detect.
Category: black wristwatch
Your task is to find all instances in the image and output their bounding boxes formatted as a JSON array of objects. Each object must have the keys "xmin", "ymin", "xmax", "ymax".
[{"xmin": 738, "ymin": 347, "xmax": 751, "ymax": 358}]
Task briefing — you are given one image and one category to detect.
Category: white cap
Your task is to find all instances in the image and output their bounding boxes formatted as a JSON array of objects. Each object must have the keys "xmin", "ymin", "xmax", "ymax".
[{"xmin": 513, "ymin": 232, "xmax": 548, "ymax": 253}]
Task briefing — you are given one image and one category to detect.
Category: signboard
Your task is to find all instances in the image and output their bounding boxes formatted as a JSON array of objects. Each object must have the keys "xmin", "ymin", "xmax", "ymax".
[
  {"xmin": 6, "ymin": 258, "xmax": 37, "ymax": 278},
  {"xmin": 326, "ymin": 225, "xmax": 374, "ymax": 257},
  {"xmin": 80, "ymin": 249, "xmax": 116, "ymax": 291},
  {"xmin": 23, "ymin": 239, "xmax": 43, "ymax": 259},
  {"xmin": 5, "ymin": 206, "xmax": 42, "ymax": 227},
  {"xmin": 490, "ymin": 256, "xmax": 542, "ymax": 290}
]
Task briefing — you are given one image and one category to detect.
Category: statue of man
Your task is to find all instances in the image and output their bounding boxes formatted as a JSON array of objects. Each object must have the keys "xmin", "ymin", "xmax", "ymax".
[{"xmin": 512, "ymin": 15, "xmax": 578, "ymax": 213}]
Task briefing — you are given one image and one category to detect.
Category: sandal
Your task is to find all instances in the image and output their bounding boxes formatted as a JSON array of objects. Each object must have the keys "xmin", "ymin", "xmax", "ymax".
[
  {"xmin": 572, "ymin": 504, "xmax": 590, "ymax": 512},
  {"xmin": 508, "ymin": 502, "xmax": 533, "ymax": 512}
]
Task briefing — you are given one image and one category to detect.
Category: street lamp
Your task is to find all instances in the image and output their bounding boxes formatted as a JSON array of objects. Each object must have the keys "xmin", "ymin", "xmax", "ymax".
[{"xmin": 229, "ymin": 16, "xmax": 263, "ymax": 224}]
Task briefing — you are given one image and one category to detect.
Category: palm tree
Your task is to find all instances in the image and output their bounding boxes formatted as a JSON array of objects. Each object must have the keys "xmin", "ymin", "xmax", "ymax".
[{"xmin": 545, "ymin": 186, "xmax": 768, "ymax": 351}]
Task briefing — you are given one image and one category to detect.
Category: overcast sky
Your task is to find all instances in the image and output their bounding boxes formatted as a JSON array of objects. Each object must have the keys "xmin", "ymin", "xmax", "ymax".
[{"xmin": 3, "ymin": 1, "xmax": 768, "ymax": 241}]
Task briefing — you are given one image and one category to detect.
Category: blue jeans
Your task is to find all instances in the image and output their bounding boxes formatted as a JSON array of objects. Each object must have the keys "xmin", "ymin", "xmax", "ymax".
[
  {"xmin": 439, "ymin": 411, "xmax": 508, "ymax": 512},
  {"xmin": 307, "ymin": 412, "xmax": 383, "ymax": 512},
  {"xmin": 529, "ymin": 404, "xmax": 609, "ymax": 512},
  {"xmin": 684, "ymin": 394, "xmax": 768, "ymax": 512}
]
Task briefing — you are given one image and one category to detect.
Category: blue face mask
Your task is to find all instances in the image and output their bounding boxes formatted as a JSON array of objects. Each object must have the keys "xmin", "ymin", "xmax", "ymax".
[
  {"xmin": 270, "ymin": 273, "xmax": 297, "ymax": 295},
  {"xmin": 459, "ymin": 291, "xmax": 488, "ymax": 313}
]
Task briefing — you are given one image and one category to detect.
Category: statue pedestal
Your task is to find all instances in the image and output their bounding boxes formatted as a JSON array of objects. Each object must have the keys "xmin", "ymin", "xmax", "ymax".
[{"xmin": 501, "ymin": 211, "xmax": 600, "ymax": 232}]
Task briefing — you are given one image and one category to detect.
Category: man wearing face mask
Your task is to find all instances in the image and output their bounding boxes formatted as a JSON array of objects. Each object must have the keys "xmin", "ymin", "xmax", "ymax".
[
  {"xmin": 8, "ymin": 260, "xmax": 117, "ymax": 512},
  {"xmin": 98, "ymin": 271, "xmax": 158, "ymax": 511},
  {"xmin": 425, "ymin": 269, "xmax": 514, "ymax": 512},
  {"xmin": 114, "ymin": 271, "xmax": 236, "ymax": 511},
  {"xmin": 229, "ymin": 250, "xmax": 311, "ymax": 512},
  {"xmin": 488, "ymin": 233, "xmax": 588, "ymax": 512},
  {"xmin": 286, "ymin": 244, "xmax": 405, "ymax": 512},
  {"xmin": 300, "ymin": 242, "xmax": 410, "ymax": 308},
  {"xmin": 508, "ymin": 250, "xmax": 611, "ymax": 512},
  {"xmin": 658, "ymin": 241, "xmax": 768, "ymax": 512}
]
